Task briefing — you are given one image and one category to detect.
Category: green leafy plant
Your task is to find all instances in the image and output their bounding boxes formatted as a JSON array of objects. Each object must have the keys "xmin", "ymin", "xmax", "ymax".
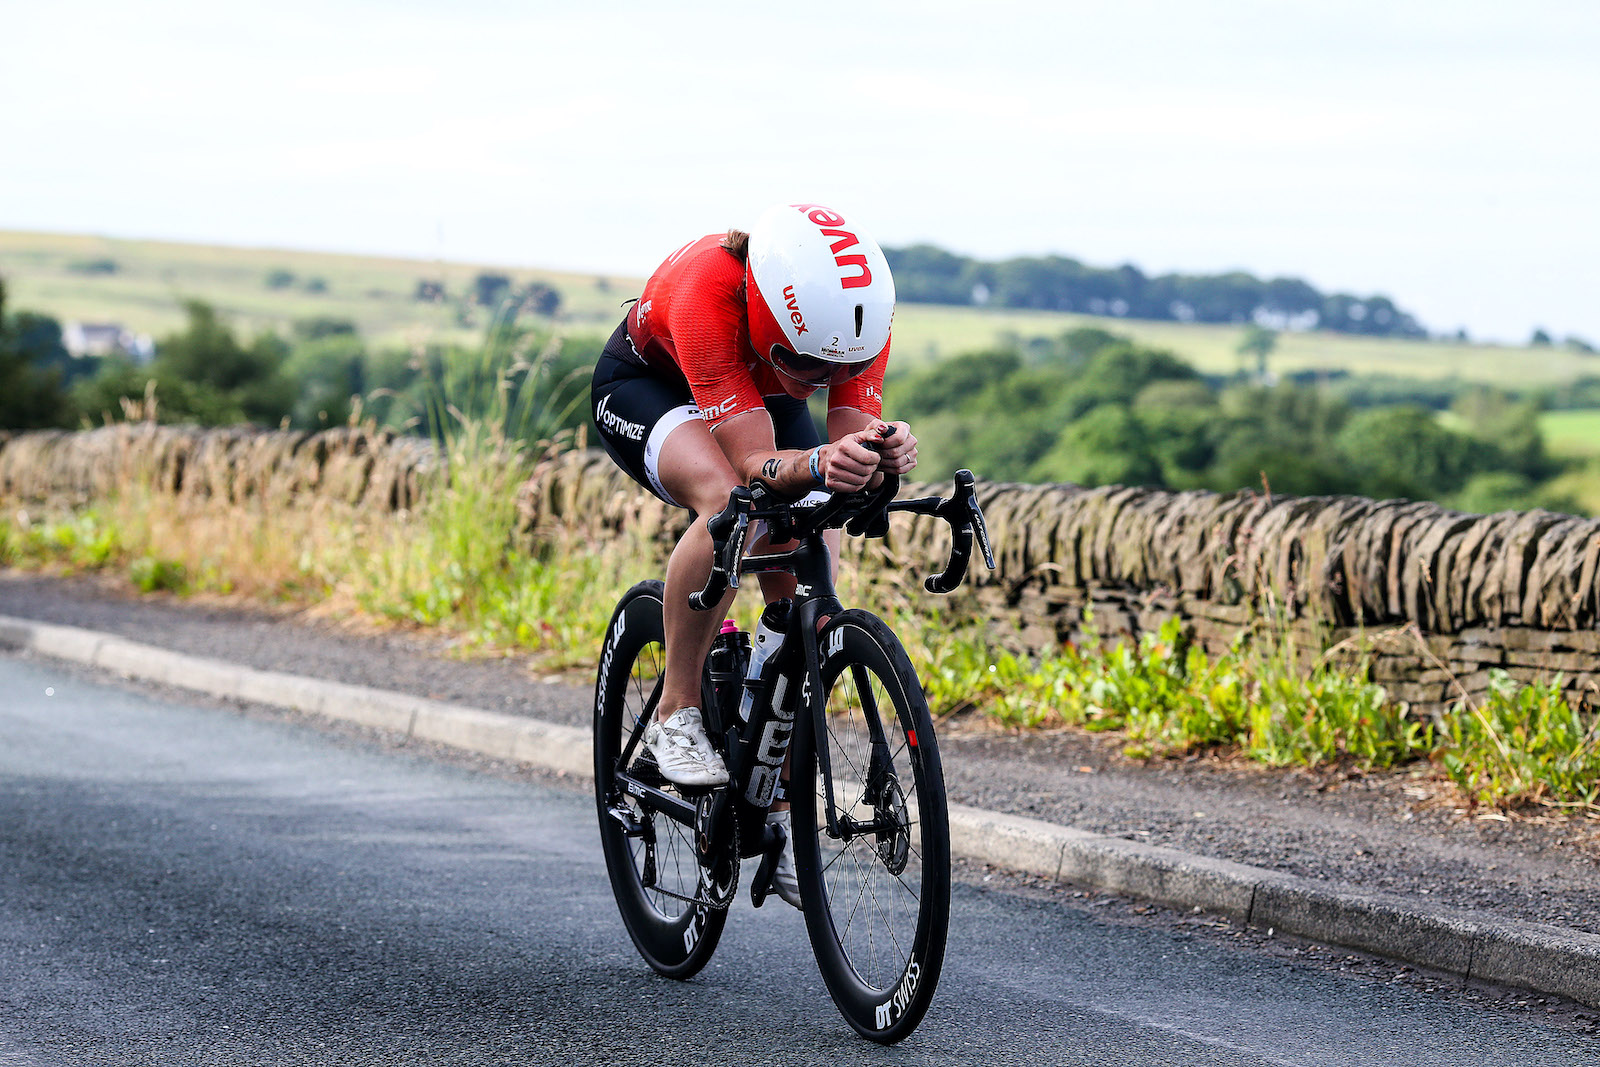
[
  {"xmin": 129, "ymin": 555, "xmax": 188, "ymax": 593},
  {"xmin": 1439, "ymin": 670, "xmax": 1600, "ymax": 812}
]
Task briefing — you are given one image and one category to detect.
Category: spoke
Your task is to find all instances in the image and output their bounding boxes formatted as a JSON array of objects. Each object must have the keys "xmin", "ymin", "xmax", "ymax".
[
  {"xmin": 819, "ymin": 842, "xmax": 852, "ymax": 877},
  {"xmin": 864, "ymin": 865, "xmax": 908, "ymax": 970},
  {"xmin": 837, "ymin": 842, "xmax": 874, "ymax": 951}
]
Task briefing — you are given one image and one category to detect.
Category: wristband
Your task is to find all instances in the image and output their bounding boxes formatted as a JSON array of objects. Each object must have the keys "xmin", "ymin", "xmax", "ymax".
[{"xmin": 808, "ymin": 446, "xmax": 825, "ymax": 486}]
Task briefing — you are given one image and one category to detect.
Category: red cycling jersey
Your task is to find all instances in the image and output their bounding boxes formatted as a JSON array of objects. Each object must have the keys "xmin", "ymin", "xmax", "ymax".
[{"xmin": 625, "ymin": 234, "xmax": 887, "ymax": 430}]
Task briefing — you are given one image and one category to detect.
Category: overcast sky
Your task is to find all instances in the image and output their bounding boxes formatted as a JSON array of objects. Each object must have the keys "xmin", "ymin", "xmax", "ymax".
[{"xmin": 4, "ymin": 0, "xmax": 1597, "ymax": 343}]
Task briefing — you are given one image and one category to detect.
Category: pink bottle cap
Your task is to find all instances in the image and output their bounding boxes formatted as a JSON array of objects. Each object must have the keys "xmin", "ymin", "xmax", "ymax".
[{"xmin": 720, "ymin": 619, "xmax": 740, "ymax": 634}]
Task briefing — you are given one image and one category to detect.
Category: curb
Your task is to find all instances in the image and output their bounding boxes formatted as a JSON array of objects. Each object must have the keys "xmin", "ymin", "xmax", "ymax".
[{"xmin": 4, "ymin": 613, "xmax": 1598, "ymax": 1009}]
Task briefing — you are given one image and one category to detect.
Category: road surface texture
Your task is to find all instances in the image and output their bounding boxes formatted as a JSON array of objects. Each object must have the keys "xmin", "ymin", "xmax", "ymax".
[
  {"xmin": 3, "ymin": 652, "xmax": 1597, "ymax": 1066},
  {"xmin": 3, "ymin": 572, "xmax": 1597, "ymax": 936}
]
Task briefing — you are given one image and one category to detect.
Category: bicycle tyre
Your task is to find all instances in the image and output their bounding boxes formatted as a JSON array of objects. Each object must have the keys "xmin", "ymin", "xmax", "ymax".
[
  {"xmin": 791, "ymin": 609, "xmax": 950, "ymax": 1043},
  {"xmin": 594, "ymin": 579, "xmax": 726, "ymax": 979}
]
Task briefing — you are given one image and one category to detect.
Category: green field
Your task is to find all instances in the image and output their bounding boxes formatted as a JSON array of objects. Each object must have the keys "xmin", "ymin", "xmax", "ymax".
[
  {"xmin": 1538, "ymin": 409, "xmax": 1600, "ymax": 458},
  {"xmin": 0, "ymin": 229, "xmax": 1575, "ymax": 388},
  {"xmin": 0, "ymin": 230, "xmax": 632, "ymax": 349},
  {"xmin": 886, "ymin": 303, "xmax": 1563, "ymax": 383}
]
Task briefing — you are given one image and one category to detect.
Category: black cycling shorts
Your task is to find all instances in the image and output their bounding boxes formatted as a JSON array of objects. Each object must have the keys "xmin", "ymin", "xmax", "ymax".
[{"xmin": 591, "ymin": 319, "xmax": 822, "ymax": 509}]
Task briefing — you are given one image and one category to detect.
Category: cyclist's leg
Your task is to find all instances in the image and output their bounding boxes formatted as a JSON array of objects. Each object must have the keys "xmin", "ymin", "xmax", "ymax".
[
  {"xmin": 592, "ymin": 329, "xmax": 733, "ymax": 728},
  {"xmin": 654, "ymin": 418, "xmax": 742, "ymax": 723}
]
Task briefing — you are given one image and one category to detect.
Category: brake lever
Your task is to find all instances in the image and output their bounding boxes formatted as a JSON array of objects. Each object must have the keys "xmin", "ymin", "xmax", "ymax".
[
  {"xmin": 959, "ymin": 470, "xmax": 996, "ymax": 571},
  {"xmin": 923, "ymin": 470, "xmax": 994, "ymax": 594},
  {"xmin": 688, "ymin": 487, "xmax": 752, "ymax": 611}
]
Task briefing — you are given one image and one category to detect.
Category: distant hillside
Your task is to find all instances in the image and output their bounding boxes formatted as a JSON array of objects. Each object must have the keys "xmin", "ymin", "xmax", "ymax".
[
  {"xmin": 884, "ymin": 244, "xmax": 1428, "ymax": 339},
  {"xmin": 0, "ymin": 229, "xmax": 1569, "ymax": 390},
  {"xmin": 0, "ymin": 230, "xmax": 634, "ymax": 348}
]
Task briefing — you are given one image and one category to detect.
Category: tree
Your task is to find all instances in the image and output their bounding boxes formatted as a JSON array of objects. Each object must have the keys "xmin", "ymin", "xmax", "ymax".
[
  {"xmin": 293, "ymin": 317, "xmax": 358, "ymax": 342},
  {"xmin": 1334, "ymin": 407, "xmax": 1490, "ymax": 499},
  {"xmin": 1530, "ymin": 328, "xmax": 1553, "ymax": 347},
  {"xmin": 1450, "ymin": 387, "xmax": 1552, "ymax": 481},
  {"xmin": 1058, "ymin": 326, "xmax": 1124, "ymax": 363},
  {"xmin": 0, "ymin": 279, "xmax": 72, "ymax": 429},
  {"xmin": 1065, "ymin": 342, "xmax": 1199, "ymax": 411},
  {"xmin": 890, "ymin": 349, "xmax": 1023, "ymax": 417},
  {"xmin": 517, "ymin": 282, "xmax": 562, "ymax": 317},
  {"xmin": 474, "ymin": 272, "xmax": 512, "ymax": 307},
  {"xmin": 76, "ymin": 301, "xmax": 296, "ymax": 426},
  {"xmin": 286, "ymin": 333, "xmax": 366, "ymax": 428},
  {"xmin": 1236, "ymin": 325, "xmax": 1278, "ymax": 380},
  {"xmin": 1028, "ymin": 407, "xmax": 1163, "ymax": 487}
]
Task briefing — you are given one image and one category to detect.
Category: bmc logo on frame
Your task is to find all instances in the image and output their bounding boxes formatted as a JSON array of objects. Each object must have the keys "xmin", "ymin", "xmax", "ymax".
[{"xmin": 791, "ymin": 204, "xmax": 873, "ymax": 290}]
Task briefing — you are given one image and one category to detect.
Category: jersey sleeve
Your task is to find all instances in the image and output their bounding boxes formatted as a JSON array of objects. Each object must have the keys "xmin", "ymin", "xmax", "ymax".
[
  {"xmin": 669, "ymin": 249, "xmax": 766, "ymax": 428},
  {"xmin": 826, "ymin": 336, "xmax": 889, "ymax": 420}
]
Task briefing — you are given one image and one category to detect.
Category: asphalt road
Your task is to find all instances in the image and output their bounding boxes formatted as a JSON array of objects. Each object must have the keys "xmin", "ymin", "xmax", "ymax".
[{"xmin": 2, "ymin": 652, "xmax": 1595, "ymax": 1067}]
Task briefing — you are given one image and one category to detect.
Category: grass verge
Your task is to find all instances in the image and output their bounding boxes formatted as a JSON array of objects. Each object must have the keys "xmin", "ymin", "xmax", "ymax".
[{"xmin": 3, "ymin": 425, "xmax": 1597, "ymax": 817}]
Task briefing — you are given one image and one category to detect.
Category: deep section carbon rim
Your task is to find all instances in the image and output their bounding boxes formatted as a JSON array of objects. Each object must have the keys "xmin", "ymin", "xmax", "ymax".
[
  {"xmin": 795, "ymin": 610, "xmax": 949, "ymax": 1042},
  {"xmin": 594, "ymin": 581, "xmax": 724, "ymax": 978}
]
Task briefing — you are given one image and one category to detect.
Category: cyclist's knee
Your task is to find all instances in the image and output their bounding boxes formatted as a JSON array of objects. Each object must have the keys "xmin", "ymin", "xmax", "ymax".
[{"xmin": 659, "ymin": 432, "xmax": 739, "ymax": 516}]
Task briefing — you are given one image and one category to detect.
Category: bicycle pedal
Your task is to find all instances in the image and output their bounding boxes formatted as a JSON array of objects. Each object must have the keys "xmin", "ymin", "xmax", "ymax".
[{"xmin": 749, "ymin": 821, "xmax": 787, "ymax": 909}]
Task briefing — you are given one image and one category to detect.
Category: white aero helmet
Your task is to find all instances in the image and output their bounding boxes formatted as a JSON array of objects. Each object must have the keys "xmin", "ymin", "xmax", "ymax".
[{"xmin": 745, "ymin": 203, "xmax": 895, "ymax": 385}]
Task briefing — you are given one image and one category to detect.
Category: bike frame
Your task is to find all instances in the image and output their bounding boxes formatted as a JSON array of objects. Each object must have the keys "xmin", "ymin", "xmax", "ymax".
[
  {"xmin": 608, "ymin": 531, "xmax": 841, "ymax": 857},
  {"xmin": 607, "ymin": 470, "xmax": 994, "ymax": 880}
]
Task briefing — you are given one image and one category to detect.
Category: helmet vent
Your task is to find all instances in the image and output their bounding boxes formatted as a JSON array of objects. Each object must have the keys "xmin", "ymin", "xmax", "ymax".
[{"xmin": 854, "ymin": 304, "xmax": 864, "ymax": 338}]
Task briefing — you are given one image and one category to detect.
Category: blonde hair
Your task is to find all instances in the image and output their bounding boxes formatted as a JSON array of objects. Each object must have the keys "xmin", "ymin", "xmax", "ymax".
[{"xmin": 721, "ymin": 229, "xmax": 750, "ymax": 261}]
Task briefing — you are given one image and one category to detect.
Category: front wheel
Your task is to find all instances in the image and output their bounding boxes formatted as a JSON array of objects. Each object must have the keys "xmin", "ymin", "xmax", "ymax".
[
  {"xmin": 791, "ymin": 610, "xmax": 950, "ymax": 1043},
  {"xmin": 594, "ymin": 580, "xmax": 726, "ymax": 979}
]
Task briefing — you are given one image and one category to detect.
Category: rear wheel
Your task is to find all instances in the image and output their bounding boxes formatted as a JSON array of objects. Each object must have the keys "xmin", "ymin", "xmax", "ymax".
[
  {"xmin": 792, "ymin": 610, "xmax": 950, "ymax": 1043},
  {"xmin": 594, "ymin": 580, "xmax": 726, "ymax": 978}
]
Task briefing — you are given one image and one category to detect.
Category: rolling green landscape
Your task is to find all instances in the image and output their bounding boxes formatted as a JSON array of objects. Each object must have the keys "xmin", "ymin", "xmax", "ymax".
[
  {"xmin": 0, "ymin": 230, "xmax": 631, "ymax": 347},
  {"xmin": 0, "ymin": 228, "xmax": 1566, "ymax": 382},
  {"xmin": 3, "ymin": 228, "xmax": 1598, "ymax": 513}
]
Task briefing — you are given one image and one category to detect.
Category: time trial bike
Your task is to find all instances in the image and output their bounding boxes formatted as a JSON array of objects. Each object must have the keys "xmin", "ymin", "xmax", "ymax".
[{"xmin": 593, "ymin": 468, "xmax": 993, "ymax": 1043}]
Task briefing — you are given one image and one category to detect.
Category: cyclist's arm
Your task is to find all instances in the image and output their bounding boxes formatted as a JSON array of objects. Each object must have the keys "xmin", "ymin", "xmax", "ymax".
[{"xmin": 713, "ymin": 408, "xmax": 887, "ymax": 495}]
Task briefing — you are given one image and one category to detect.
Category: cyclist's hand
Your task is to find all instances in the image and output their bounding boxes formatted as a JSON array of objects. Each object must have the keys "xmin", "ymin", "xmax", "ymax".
[
  {"xmin": 873, "ymin": 421, "xmax": 918, "ymax": 477},
  {"xmin": 821, "ymin": 429, "xmax": 889, "ymax": 492}
]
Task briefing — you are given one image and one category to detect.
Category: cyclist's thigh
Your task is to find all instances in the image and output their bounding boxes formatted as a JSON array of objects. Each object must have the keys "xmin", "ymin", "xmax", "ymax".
[
  {"xmin": 592, "ymin": 330, "xmax": 702, "ymax": 508},
  {"xmin": 655, "ymin": 416, "xmax": 741, "ymax": 518}
]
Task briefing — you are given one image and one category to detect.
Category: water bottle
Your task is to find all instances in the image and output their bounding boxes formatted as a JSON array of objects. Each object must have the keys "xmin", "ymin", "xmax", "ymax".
[
  {"xmin": 741, "ymin": 599, "xmax": 795, "ymax": 809},
  {"xmin": 706, "ymin": 620, "xmax": 749, "ymax": 734},
  {"xmin": 738, "ymin": 599, "xmax": 792, "ymax": 724}
]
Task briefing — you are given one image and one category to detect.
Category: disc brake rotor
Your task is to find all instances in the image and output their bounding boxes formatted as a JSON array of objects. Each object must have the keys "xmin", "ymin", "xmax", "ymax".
[{"xmin": 874, "ymin": 776, "xmax": 911, "ymax": 875}]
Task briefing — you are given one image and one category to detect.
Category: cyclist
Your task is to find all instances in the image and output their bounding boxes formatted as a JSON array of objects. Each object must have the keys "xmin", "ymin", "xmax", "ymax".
[{"xmin": 590, "ymin": 203, "xmax": 918, "ymax": 905}]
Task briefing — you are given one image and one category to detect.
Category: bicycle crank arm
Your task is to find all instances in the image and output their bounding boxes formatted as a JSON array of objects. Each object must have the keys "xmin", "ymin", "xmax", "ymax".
[
  {"xmin": 613, "ymin": 772, "xmax": 700, "ymax": 828},
  {"xmin": 749, "ymin": 818, "xmax": 788, "ymax": 909}
]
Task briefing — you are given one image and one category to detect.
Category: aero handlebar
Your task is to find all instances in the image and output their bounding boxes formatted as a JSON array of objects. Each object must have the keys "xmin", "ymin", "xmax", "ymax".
[{"xmin": 688, "ymin": 468, "xmax": 996, "ymax": 611}]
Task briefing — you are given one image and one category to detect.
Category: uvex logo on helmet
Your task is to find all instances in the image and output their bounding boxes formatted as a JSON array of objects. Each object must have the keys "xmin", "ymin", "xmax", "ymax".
[
  {"xmin": 782, "ymin": 285, "xmax": 808, "ymax": 335},
  {"xmin": 791, "ymin": 204, "xmax": 873, "ymax": 290}
]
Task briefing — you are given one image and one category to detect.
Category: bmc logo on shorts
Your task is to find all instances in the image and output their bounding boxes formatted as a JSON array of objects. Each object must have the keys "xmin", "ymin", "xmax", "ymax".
[{"xmin": 792, "ymin": 204, "xmax": 873, "ymax": 290}]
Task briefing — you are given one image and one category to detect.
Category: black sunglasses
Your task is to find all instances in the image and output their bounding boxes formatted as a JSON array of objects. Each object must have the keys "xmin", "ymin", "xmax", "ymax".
[{"xmin": 771, "ymin": 345, "xmax": 876, "ymax": 386}]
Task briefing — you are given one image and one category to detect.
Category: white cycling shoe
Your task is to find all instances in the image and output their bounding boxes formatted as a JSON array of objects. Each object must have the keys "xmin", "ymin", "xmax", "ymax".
[
  {"xmin": 643, "ymin": 707, "xmax": 730, "ymax": 787},
  {"xmin": 767, "ymin": 809, "xmax": 803, "ymax": 910}
]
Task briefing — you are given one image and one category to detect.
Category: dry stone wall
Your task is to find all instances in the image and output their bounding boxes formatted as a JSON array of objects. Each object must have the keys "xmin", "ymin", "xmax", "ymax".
[
  {"xmin": 0, "ymin": 424, "xmax": 436, "ymax": 512},
  {"xmin": 517, "ymin": 449, "xmax": 1600, "ymax": 718},
  {"xmin": 5, "ymin": 428, "xmax": 1599, "ymax": 717}
]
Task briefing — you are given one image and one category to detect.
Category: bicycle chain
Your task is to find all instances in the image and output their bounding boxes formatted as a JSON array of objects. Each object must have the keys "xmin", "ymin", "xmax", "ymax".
[{"xmin": 636, "ymin": 795, "xmax": 740, "ymax": 912}]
